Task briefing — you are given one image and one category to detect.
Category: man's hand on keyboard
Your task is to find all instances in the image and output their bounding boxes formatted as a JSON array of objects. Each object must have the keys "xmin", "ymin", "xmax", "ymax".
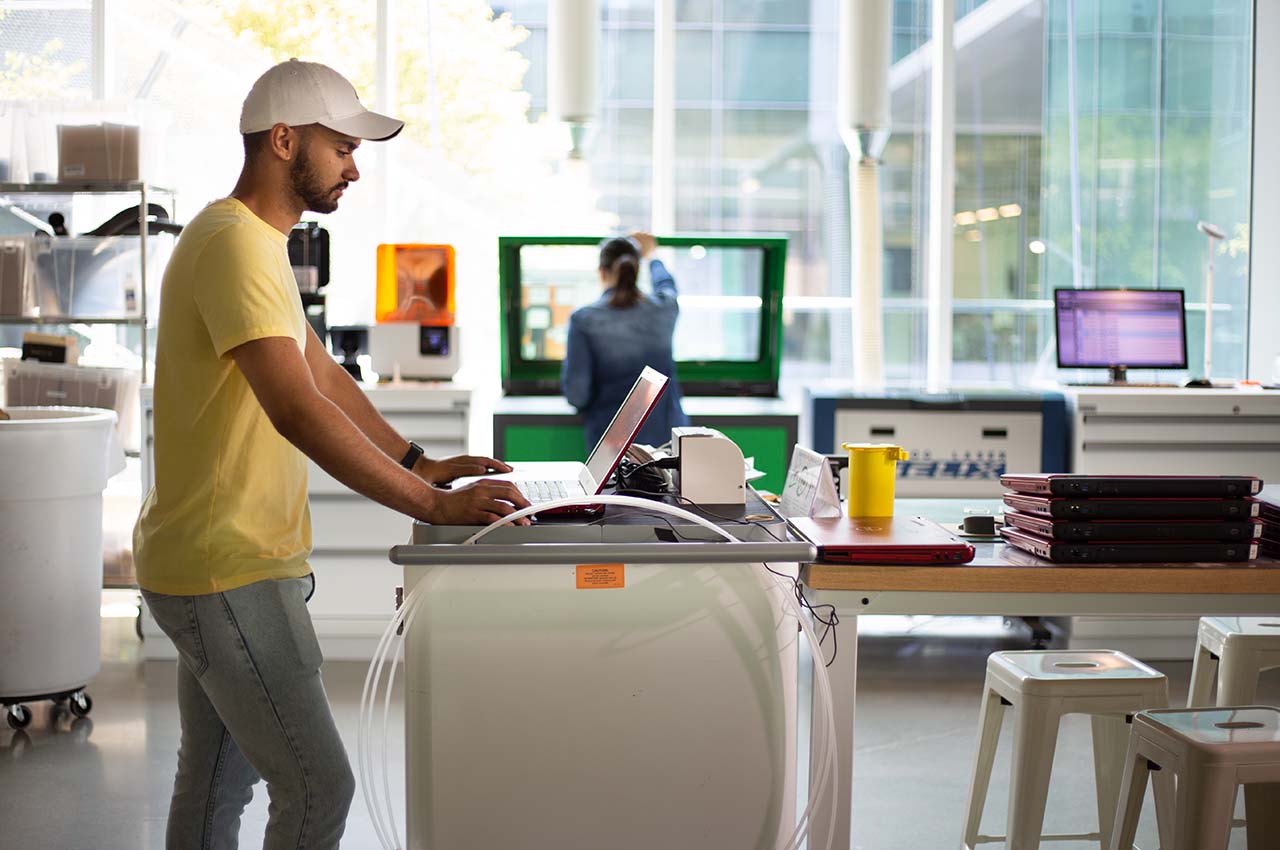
[
  {"xmin": 414, "ymin": 454, "xmax": 513, "ymax": 485},
  {"xmin": 431, "ymin": 479, "xmax": 533, "ymax": 526}
]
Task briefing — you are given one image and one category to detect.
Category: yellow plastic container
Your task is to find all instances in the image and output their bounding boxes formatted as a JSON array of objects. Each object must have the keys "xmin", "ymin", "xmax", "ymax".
[{"xmin": 841, "ymin": 442, "xmax": 909, "ymax": 517}]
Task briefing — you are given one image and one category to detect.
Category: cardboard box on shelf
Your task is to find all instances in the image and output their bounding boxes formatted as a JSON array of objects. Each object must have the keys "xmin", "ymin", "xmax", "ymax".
[
  {"xmin": 0, "ymin": 237, "xmax": 29, "ymax": 316},
  {"xmin": 20, "ymin": 331, "xmax": 79, "ymax": 364},
  {"xmin": 57, "ymin": 123, "xmax": 140, "ymax": 183}
]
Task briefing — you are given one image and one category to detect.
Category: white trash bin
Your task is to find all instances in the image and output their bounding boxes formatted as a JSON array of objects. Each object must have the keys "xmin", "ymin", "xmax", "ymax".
[{"xmin": 0, "ymin": 406, "xmax": 124, "ymax": 729}]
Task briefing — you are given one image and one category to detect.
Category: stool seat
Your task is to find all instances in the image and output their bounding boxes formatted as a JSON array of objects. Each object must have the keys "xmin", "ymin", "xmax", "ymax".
[
  {"xmin": 1189, "ymin": 616, "xmax": 1280, "ymax": 709},
  {"xmin": 1141, "ymin": 706, "xmax": 1280, "ymax": 763},
  {"xmin": 962, "ymin": 650, "xmax": 1169, "ymax": 850},
  {"xmin": 1201, "ymin": 616, "xmax": 1280, "ymax": 646},
  {"xmin": 1110, "ymin": 707, "xmax": 1280, "ymax": 850},
  {"xmin": 990, "ymin": 650, "xmax": 1165, "ymax": 697}
]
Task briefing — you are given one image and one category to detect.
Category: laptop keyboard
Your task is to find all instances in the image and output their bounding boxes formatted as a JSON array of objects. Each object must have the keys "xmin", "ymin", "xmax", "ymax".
[{"xmin": 516, "ymin": 480, "xmax": 585, "ymax": 504}]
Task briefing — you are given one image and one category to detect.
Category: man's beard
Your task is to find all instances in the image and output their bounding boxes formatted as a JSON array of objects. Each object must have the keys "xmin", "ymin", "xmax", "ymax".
[{"xmin": 289, "ymin": 146, "xmax": 346, "ymax": 214}]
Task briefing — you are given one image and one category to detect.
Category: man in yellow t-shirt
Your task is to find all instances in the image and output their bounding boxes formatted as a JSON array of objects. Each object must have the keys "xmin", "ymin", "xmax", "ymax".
[{"xmin": 134, "ymin": 60, "xmax": 530, "ymax": 850}]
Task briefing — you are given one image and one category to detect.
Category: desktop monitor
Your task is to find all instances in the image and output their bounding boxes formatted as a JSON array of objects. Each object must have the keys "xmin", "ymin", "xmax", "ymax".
[
  {"xmin": 1054, "ymin": 288, "xmax": 1187, "ymax": 382},
  {"xmin": 498, "ymin": 234, "xmax": 787, "ymax": 396}
]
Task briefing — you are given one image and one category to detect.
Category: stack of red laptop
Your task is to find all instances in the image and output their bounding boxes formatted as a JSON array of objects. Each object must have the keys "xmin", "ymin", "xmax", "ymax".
[
  {"xmin": 1260, "ymin": 487, "xmax": 1280, "ymax": 558},
  {"xmin": 998, "ymin": 474, "xmax": 1263, "ymax": 564}
]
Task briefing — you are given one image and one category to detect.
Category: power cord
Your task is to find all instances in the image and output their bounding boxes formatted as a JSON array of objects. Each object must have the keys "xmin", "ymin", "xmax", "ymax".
[
  {"xmin": 613, "ymin": 486, "xmax": 841, "ymax": 666},
  {"xmin": 614, "ymin": 456, "xmax": 678, "ymax": 493}
]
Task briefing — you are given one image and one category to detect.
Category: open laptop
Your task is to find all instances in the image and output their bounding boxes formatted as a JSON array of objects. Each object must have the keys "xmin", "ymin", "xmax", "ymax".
[{"xmin": 453, "ymin": 366, "xmax": 668, "ymax": 517}]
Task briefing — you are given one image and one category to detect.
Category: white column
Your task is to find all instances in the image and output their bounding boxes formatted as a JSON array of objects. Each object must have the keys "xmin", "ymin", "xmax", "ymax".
[
  {"xmin": 375, "ymin": 0, "xmax": 396, "ymax": 241},
  {"xmin": 926, "ymin": 0, "xmax": 956, "ymax": 392},
  {"xmin": 376, "ymin": 0, "xmax": 397, "ymax": 118},
  {"xmin": 651, "ymin": 0, "xmax": 676, "ymax": 234},
  {"xmin": 549, "ymin": 0, "xmax": 600, "ymax": 158},
  {"xmin": 837, "ymin": 0, "xmax": 892, "ymax": 390},
  {"xmin": 1250, "ymin": 0, "xmax": 1280, "ymax": 382},
  {"xmin": 92, "ymin": 0, "xmax": 114, "ymax": 99}
]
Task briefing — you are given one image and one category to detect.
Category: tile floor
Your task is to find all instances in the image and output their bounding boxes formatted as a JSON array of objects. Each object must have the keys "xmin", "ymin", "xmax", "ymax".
[{"xmin": 2, "ymin": 609, "xmax": 1274, "ymax": 849}]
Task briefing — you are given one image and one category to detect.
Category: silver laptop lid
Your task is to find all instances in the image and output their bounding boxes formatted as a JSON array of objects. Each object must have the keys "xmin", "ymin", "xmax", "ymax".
[{"xmin": 582, "ymin": 366, "xmax": 669, "ymax": 492}]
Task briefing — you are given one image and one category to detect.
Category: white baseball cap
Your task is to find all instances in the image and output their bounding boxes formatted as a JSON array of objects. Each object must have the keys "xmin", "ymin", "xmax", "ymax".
[{"xmin": 240, "ymin": 59, "xmax": 404, "ymax": 141}]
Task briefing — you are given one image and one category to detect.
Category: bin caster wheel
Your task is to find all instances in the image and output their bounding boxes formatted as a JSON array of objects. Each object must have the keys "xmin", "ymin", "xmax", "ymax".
[
  {"xmin": 68, "ymin": 691, "xmax": 92, "ymax": 718},
  {"xmin": 7, "ymin": 704, "xmax": 32, "ymax": 729}
]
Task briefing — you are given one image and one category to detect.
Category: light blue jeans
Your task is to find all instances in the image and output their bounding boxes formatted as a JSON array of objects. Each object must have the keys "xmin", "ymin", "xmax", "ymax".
[{"xmin": 143, "ymin": 576, "xmax": 355, "ymax": 850}]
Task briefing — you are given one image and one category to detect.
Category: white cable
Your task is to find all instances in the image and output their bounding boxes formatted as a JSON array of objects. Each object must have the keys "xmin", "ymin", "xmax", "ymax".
[{"xmin": 360, "ymin": 494, "xmax": 840, "ymax": 850}]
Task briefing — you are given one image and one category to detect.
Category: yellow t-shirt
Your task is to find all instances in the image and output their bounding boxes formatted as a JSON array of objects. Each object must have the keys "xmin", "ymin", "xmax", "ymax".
[{"xmin": 134, "ymin": 197, "xmax": 312, "ymax": 595}]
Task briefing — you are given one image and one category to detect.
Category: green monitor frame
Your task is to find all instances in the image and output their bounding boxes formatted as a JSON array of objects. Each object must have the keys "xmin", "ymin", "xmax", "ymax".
[{"xmin": 498, "ymin": 234, "xmax": 787, "ymax": 397}]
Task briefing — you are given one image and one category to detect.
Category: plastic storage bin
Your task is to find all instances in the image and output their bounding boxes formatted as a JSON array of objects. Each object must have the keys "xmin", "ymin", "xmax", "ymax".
[
  {"xmin": 0, "ymin": 406, "xmax": 124, "ymax": 729},
  {"xmin": 26, "ymin": 232, "xmax": 173, "ymax": 318},
  {"xmin": 2, "ymin": 358, "xmax": 140, "ymax": 450},
  {"xmin": 0, "ymin": 99, "xmax": 170, "ymax": 185}
]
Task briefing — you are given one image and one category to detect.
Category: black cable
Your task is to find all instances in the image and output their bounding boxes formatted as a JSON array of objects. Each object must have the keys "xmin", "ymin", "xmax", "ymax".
[
  {"xmin": 614, "ymin": 456, "xmax": 678, "ymax": 493},
  {"xmin": 762, "ymin": 561, "xmax": 840, "ymax": 667},
  {"xmin": 612, "ymin": 487, "xmax": 841, "ymax": 666}
]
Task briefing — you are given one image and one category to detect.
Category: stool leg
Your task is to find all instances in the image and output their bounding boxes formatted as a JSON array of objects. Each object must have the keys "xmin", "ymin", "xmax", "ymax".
[
  {"xmin": 1244, "ymin": 783, "xmax": 1280, "ymax": 850},
  {"xmin": 1174, "ymin": 767, "xmax": 1236, "ymax": 850},
  {"xmin": 962, "ymin": 686, "xmax": 1006, "ymax": 849},
  {"xmin": 1152, "ymin": 762, "xmax": 1176, "ymax": 850},
  {"xmin": 1188, "ymin": 640, "xmax": 1218, "ymax": 707},
  {"xmin": 1107, "ymin": 740, "xmax": 1150, "ymax": 850},
  {"xmin": 1006, "ymin": 697, "xmax": 1061, "ymax": 850},
  {"xmin": 1092, "ymin": 715, "xmax": 1129, "ymax": 850},
  {"xmin": 1216, "ymin": 649, "xmax": 1261, "ymax": 706}
]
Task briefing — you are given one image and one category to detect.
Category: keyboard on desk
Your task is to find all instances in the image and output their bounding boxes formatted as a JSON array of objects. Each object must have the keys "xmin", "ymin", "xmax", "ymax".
[
  {"xmin": 516, "ymin": 480, "xmax": 587, "ymax": 504},
  {"xmin": 1066, "ymin": 382, "xmax": 1179, "ymax": 388}
]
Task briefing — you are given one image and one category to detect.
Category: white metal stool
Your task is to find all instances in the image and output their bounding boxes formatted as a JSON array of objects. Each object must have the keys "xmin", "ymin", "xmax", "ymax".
[
  {"xmin": 1188, "ymin": 617, "xmax": 1280, "ymax": 708},
  {"xmin": 1110, "ymin": 706, "xmax": 1280, "ymax": 850},
  {"xmin": 961, "ymin": 650, "xmax": 1169, "ymax": 850}
]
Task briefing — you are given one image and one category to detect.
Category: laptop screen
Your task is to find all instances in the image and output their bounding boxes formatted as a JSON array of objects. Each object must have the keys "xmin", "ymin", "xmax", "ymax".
[{"xmin": 584, "ymin": 366, "xmax": 669, "ymax": 488}]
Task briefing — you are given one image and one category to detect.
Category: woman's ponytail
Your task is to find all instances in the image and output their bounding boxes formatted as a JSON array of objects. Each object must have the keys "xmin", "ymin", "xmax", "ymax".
[{"xmin": 599, "ymin": 237, "xmax": 643, "ymax": 309}]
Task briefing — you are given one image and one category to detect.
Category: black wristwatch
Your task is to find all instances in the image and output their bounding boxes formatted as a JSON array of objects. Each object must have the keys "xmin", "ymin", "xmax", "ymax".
[{"xmin": 400, "ymin": 441, "xmax": 424, "ymax": 471}]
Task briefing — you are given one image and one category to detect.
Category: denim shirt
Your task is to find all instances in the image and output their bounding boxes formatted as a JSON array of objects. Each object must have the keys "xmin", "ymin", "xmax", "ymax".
[{"xmin": 561, "ymin": 258, "xmax": 690, "ymax": 452}]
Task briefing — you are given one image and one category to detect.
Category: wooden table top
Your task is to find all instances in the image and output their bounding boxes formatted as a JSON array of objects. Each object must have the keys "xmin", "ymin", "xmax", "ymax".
[{"xmin": 803, "ymin": 543, "xmax": 1280, "ymax": 594}]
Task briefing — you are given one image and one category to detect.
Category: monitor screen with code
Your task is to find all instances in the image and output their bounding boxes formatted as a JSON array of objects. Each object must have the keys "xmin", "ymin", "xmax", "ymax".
[{"xmin": 1055, "ymin": 288, "xmax": 1187, "ymax": 369}]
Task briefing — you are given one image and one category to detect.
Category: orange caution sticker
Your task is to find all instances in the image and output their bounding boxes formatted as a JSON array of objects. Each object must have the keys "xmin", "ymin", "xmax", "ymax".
[{"xmin": 576, "ymin": 564, "xmax": 625, "ymax": 589}]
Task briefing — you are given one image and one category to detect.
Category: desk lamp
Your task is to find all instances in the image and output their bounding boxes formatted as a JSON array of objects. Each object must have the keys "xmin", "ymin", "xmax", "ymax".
[{"xmin": 1196, "ymin": 220, "xmax": 1226, "ymax": 382}]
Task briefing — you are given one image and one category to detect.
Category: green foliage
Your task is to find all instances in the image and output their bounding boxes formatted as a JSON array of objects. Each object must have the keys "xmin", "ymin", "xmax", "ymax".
[
  {"xmin": 217, "ymin": 0, "xmax": 547, "ymax": 177},
  {"xmin": 0, "ymin": 10, "xmax": 88, "ymax": 99}
]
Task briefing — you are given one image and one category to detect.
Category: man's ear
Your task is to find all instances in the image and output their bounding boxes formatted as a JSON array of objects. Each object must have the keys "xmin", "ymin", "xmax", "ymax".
[{"xmin": 267, "ymin": 124, "xmax": 300, "ymax": 162}]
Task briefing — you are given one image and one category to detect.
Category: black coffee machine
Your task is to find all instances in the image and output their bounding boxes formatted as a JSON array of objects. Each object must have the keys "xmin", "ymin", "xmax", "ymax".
[
  {"xmin": 289, "ymin": 222, "xmax": 329, "ymax": 343},
  {"xmin": 329, "ymin": 326, "xmax": 368, "ymax": 381}
]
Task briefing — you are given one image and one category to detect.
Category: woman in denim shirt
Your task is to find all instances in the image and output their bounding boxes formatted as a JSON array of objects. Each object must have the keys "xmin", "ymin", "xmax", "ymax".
[{"xmin": 561, "ymin": 233, "xmax": 690, "ymax": 452}]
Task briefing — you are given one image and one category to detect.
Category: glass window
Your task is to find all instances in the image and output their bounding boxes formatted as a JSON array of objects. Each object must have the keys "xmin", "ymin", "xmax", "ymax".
[
  {"xmin": 723, "ymin": 1, "xmax": 809, "ymax": 27},
  {"xmin": 0, "ymin": 0, "xmax": 92, "ymax": 99},
  {"xmin": 675, "ymin": 30, "xmax": 712, "ymax": 101},
  {"xmin": 723, "ymin": 31, "xmax": 808, "ymax": 103},
  {"xmin": 14, "ymin": 0, "xmax": 1251, "ymax": 393},
  {"xmin": 1041, "ymin": 0, "xmax": 1253, "ymax": 382},
  {"xmin": 603, "ymin": 28, "xmax": 654, "ymax": 102}
]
